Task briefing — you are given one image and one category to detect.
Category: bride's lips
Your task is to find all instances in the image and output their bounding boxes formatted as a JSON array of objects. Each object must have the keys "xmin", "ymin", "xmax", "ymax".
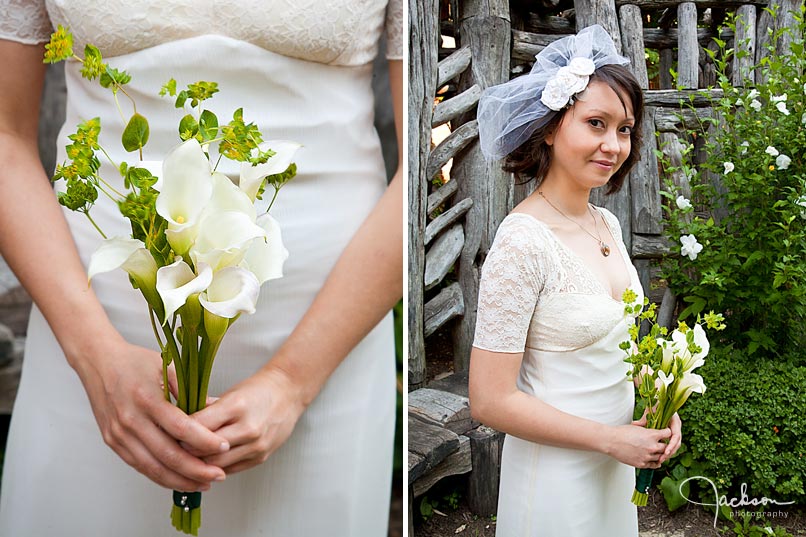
[{"xmin": 592, "ymin": 159, "xmax": 616, "ymax": 171}]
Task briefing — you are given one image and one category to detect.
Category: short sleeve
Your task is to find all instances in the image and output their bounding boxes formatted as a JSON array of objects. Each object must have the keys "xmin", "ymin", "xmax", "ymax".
[
  {"xmin": 384, "ymin": 0, "xmax": 403, "ymax": 60},
  {"xmin": 473, "ymin": 215, "xmax": 546, "ymax": 353},
  {"xmin": 0, "ymin": 0, "xmax": 52, "ymax": 44}
]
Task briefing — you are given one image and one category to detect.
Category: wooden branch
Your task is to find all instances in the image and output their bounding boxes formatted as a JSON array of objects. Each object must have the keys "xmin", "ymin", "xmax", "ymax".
[
  {"xmin": 524, "ymin": 14, "xmax": 575, "ymax": 34},
  {"xmin": 678, "ymin": 3, "xmax": 700, "ymax": 88},
  {"xmin": 412, "ymin": 435, "xmax": 471, "ymax": 497},
  {"xmin": 643, "ymin": 89, "xmax": 722, "ymax": 107},
  {"xmin": 426, "ymin": 197, "xmax": 473, "ymax": 245},
  {"xmin": 408, "ymin": 414, "xmax": 460, "ymax": 483},
  {"xmin": 424, "ymin": 224, "xmax": 464, "ymax": 291},
  {"xmin": 453, "ymin": 0, "xmax": 511, "ymax": 373},
  {"xmin": 408, "ymin": 0, "xmax": 440, "ymax": 390},
  {"xmin": 654, "ymin": 107, "xmax": 711, "ymax": 132},
  {"xmin": 733, "ymin": 5, "xmax": 757, "ymax": 87},
  {"xmin": 466, "ymin": 426, "xmax": 505, "ymax": 517},
  {"xmin": 658, "ymin": 287, "xmax": 678, "ymax": 329},
  {"xmin": 427, "ymin": 178, "xmax": 459, "ymax": 214},
  {"xmin": 631, "ymin": 234, "xmax": 671, "ymax": 258},
  {"xmin": 424, "ymin": 282, "xmax": 465, "ymax": 337},
  {"xmin": 432, "ymin": 84, "xmax": 482, "ymax": 127},
  {"xmin": 426, "ymin": 120, "xmax": 479, "ymax": 182},
  {"xmin": 438, "ymin": 46, "xmax": 472, "ymax": 88},
  {"xmin": 574, "ymin": 0, "xmax": 622, "ymax": 52},
  {"xmin": 631, "ymin": 107, "xmax": 663, "ymax": 234},
  {"xmin": 511, "ymin": 30, "xmax": 564, "ymax": 63},
  {"xmin": 409, "ymin": 388, "xmax": 476, "ymax": 435}
]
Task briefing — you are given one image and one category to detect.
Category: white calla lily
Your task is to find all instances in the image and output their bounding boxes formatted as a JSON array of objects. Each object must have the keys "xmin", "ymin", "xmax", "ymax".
[
  {"xmin": 677, "ymin": 372, "xmax": 706, "ymax": 396},
  {"xmin": 658, "ymin": 339, "xmax": 676, "ymax": 372},
  {"xmin": 199, "ymin": 266, "xmax": 260, "ymax": 318},
  {"xmin": 156, "ymin": 260, "xmax": 213, "ymax": 323},
  {"xmin": 239, "ymin": 140, "xmax": 302, "ymax": 201},
  {"xmin": 657, "ymin": 370, "xmax": 675, "ymax": 387},
  {"xmin": 190, "ymin": 211, "xmax": 267, "ymax": 272},
  {"xmin": 241, "ymin": 213, "xmax": 289, "ymax": 284},
  {"xmin": 208, "ymin": 172, "xmax": 256, "ymax": 221},
  {"xmin": 156, "ymin": 139, "xmax": 214, "ymax": 254},
  {"xmin": 88, "ymin": 236, "xmax": 157, "ymax": 285},
  {"xmin": 87, "ymin": 236, "xmax": 162, "ymax": 317}
]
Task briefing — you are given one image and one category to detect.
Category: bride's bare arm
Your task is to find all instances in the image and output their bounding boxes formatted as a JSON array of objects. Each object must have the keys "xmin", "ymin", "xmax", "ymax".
[
  {"xmin": 469, "ymin": 346, "xmax": 671, "ymax": 469},
  {"xmin": 0, "ymin": 40, "xmax": 228, "ymax": 491},
  {"xmin": 192, "ymin": 59, "xmax": 404, "ymax": 474}
]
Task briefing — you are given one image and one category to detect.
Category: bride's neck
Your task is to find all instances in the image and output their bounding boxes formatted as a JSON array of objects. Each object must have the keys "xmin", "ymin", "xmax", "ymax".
[{"xmin": 537, "ymin": 176, "xmax": 591, "ymax": 218}]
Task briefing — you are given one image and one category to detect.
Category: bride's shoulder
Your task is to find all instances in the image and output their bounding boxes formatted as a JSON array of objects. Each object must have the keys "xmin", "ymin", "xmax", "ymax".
[
  {"xmin": 489, "ymin": 212, "xmax": 554, "ymax": 259},
  {"xmin": 594, "ymin": 205, "xmax": 622, "ymax": 229},
  {"xmin": 498, "ymin": 212, "xmax": 551, "ymax": 239}
]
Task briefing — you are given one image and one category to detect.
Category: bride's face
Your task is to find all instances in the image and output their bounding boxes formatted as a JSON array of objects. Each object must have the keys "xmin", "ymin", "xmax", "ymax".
[{"xmin": 544, "ymin": 80, "xmax": 635, "ymax": 191}]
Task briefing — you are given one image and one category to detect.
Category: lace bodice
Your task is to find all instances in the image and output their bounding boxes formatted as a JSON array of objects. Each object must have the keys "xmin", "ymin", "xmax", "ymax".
[
  {"xmin": 473, "ymin": 210, "xmax": 642, "ymax": 353},
  {"xmin": 0, "ymin": 0, "xmax": 403, "ymax": 65}
]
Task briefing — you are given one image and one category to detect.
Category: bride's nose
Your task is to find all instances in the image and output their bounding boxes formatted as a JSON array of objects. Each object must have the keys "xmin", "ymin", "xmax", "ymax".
[{"xmin": 600, "ymin": 128, "xmax": 620, "ymax": 154}]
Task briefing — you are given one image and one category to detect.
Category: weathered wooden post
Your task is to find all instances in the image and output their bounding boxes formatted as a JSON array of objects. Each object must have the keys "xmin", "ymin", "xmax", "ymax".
[
  {"xmin": 733, "ymin": 4, "xmax": 757, "ymax": 87},
  {"xmin": 409, "ymin": 0, "xmax": 440, "ymax": 390},
  {"xmin": 450, "ymin": 0, "xmax": 511, "ymax": 373}
]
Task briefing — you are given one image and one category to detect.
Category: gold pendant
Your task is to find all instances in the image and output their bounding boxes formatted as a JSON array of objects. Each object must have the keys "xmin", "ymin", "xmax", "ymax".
[{"xmin": 600, "ymin": 243, "xmax": 611, "ymax": 257}]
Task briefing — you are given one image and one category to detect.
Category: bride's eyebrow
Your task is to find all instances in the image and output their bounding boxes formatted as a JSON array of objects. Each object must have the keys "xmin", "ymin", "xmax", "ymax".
[{"xmin": 586, "ymin": 108, "xmax": 635, "ymax": 123}]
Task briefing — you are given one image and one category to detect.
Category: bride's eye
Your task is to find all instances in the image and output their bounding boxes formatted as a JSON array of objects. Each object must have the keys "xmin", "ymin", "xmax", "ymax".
[
  {"xmin": 588, "ymin": 119, "xmax": 604, "ymax": 128},
  {"xmin": 619, "ymin": 125, "xmax": 634, "ymax": 135}
]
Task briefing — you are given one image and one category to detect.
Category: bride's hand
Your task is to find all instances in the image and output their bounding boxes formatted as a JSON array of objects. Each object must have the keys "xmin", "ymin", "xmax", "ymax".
[
  {"xmin": 657, "ymin": 412, "xmax": 682, "ymax": 464},
  {"xmin": 605, "ymin": 416, "xmax": 672, "ymax": 469},
  {"xmin": 70, "ymin": 336, "xmax": 229, "ymax": 491},
  {"xmin": 190, "ymin": 366, "xmax": 307, "ymax": 474}
]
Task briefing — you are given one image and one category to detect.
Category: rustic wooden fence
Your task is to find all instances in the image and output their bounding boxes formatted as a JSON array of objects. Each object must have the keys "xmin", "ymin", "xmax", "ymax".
[{"xmin": 409, "ymin": 0, "xmax": 802, "ymax": 390}]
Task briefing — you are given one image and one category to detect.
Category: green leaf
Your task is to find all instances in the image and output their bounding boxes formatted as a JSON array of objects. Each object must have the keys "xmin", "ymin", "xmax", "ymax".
[
  {"xmin": 121, "ymin": 113, "xmax": 150, "ymax": 153},
  {"xmin": 99, "ymin": 66, "xmax": 131, "ymax": 89},
  {"xmin": 175, "ymin": 90, "xmax": 188, "ymax": 109},
  {"xmin": 178, "ymin": 114, "xmax": 199, "ymax": 141},
  {"xmin": 660, "ymin": 476, "xmax": 690, "ymax": 511},
  {"xmin": 160, "ymin": 78, "xmax": 177, "ymax": 97},
  {"xmin": 199, "ymin": 110, "xmax": 219, "ymax": 141}
]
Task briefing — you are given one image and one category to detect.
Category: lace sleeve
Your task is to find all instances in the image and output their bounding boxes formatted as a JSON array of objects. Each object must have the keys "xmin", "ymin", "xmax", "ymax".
[
  {"xmin": 384, "ymin": 0, "xmax": 403, "ymax": 60},
  {"xmin": 0, "ymin": 0, "xmax": 52, "ymax": 44},
  {"xmin": 473, "ymin": 215, "xmax": 546, "ymax": 353}
]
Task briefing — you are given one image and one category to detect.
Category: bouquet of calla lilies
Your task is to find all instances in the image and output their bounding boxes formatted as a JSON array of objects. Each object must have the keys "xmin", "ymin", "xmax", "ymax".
[
  {"xmin": 619, "ymin": 290, "xmax": 725, "ymax": 506},
  {"xmin": 44, "ymin": 26, "xmax": 299, "ymax": 535}
]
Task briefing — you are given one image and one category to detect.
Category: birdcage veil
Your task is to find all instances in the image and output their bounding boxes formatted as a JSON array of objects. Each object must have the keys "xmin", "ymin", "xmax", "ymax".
[{"xmin": 477, "ymin": 24, "xmax": 630, "ymax": 161}]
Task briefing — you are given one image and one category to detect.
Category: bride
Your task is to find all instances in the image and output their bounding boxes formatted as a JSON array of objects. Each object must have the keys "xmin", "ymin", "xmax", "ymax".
[
  {"xmin": 0, "ymin": 1, "xmax": 402, "ymax": 536},
  {"xmin": 470, "ymin": 25, "xmax": 681, "ymax": 536}
]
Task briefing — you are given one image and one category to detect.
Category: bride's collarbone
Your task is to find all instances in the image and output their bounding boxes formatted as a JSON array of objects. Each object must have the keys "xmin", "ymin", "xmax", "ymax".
[{"xmin": 545, "ymin": 224, "xmax": 630, "ymax": 295}]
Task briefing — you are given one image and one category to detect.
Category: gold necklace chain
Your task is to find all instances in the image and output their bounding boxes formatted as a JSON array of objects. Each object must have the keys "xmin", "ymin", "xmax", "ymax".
[{"xmin": 538, "ymin": 191, "xmax": 611, "ymax": 257}]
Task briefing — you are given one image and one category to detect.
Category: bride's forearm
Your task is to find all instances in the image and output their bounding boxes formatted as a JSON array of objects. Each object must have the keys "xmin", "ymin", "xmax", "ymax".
[
  {"xmin": 0, "ymin": 133, "xmax": 121, "ymax": 365},
  {"xmin": 472, "ymin": 386, "xmax": 612, "ymax": 454},
  {"xmin": 260, "ymin": 171, "xmax": 403, "ymax": 405}
]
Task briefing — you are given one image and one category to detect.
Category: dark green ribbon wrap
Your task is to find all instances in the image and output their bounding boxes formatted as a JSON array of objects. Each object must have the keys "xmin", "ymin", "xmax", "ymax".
[
  {"xmin": 173, "ymin": 491, "xmax": 202, "ymax": 510},
  {"xmin": 635, "ymin": 468, "xmax": 654, "ymax": 494}
]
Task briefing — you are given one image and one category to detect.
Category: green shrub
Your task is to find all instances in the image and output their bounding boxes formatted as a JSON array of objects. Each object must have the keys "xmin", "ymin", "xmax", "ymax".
[
  {"xmin": 661, "ymin": 6, "xmax": 806, "ymax": 356},
  {"xmin": 676, "ymin": 345, "xmax": 806, "ymax": 503}
]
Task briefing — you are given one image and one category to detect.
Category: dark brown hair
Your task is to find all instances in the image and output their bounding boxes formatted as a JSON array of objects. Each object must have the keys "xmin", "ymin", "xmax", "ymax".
[{"xmin": 502, "ymin": 64, "xmax": 644, "ymax": 194}]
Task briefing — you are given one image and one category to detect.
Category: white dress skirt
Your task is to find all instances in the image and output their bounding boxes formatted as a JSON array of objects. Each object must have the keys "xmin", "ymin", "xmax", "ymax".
[{"xmin": 0, "ymin": 1, "xmax": 401, "ymax": 535}]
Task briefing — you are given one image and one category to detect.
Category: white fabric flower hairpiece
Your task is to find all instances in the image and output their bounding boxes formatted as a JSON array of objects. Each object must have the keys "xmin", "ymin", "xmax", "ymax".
[{"xmin": 477, "ymin": 25, "xmax": 630, "ymax": 160}]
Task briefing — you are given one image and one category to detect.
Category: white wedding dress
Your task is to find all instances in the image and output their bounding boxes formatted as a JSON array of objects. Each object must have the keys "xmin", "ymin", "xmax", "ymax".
[
  {"xmin": 473, "ymin": 211, "xmax": 642, "ymax": 537},
  {"xmin": 0, "ymin": 1, "xmax": 402, "ymax": 536}
]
